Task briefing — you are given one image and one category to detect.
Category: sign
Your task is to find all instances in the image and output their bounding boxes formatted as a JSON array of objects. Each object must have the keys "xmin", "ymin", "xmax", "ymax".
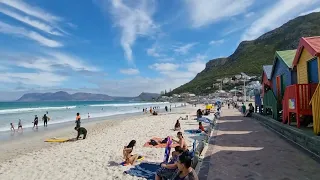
[{"xmin": 289, "ymin": 99, "xmax": 295, "ymax": 109}]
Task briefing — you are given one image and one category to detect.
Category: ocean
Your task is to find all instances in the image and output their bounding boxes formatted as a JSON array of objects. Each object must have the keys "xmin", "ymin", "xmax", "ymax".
[{"xmin": 0, "ymin": 101, "xmax": 171, "ymax": 132}]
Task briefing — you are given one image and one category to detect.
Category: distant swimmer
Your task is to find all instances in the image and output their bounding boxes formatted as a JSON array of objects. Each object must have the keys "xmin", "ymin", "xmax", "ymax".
[
  {"xmin": 18, "ymin": 119, "xmax": 23, "ymax": 131},
  {"xmin": 10, "ymin": 123, "xmax": 15, "ymax": 131},
  {"xmin": 76, "ymin": 113, "xmax": 81, "ymax": 128},
  {"xmin": 33, "ymin": 115, "xmax": 39, "ymax": 129},
  {"xmin": 42, "ymin": 114, "xmax": 48, "ymax": 127},
  {"xmin": 75, "ymin": 127, "xmax": 87, "ymax": 140},
  {"xmin": 88, "ymin": 113, "xmax": 90, "ymax": 119}
]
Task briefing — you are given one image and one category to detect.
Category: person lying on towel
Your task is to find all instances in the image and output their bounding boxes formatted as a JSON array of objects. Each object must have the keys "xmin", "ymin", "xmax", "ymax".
[
  {"xmin": 123, "ymin": 140, "xmax": 139, "ymax": 165},
  {"xmin": 155, "ymin": 146, "xmax": 184, "ymax": 180},
  {"xmin": 74, "ymin": 127, "xmax": 87, "ymax": 140}
]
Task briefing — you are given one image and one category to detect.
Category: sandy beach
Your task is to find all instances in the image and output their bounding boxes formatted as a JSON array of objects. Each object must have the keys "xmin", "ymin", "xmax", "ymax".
[{"xmin": 0, "ymin": 105, "xmax": 206, "ymax": 180}]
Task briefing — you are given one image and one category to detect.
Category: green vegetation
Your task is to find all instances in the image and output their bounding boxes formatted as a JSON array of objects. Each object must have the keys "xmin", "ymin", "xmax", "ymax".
[{"xmin": 170, "ymin": 12, "xmax": 320, "ymax": 95}]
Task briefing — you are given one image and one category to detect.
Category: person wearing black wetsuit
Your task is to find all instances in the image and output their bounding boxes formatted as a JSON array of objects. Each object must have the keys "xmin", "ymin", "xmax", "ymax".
[
  {"xmin": 75, "ymin": 127, "xmax": 87, "ymax": 140},
  {"xmin": 43, "ymin": 114, "xmax": 48, "ymax": 127}
]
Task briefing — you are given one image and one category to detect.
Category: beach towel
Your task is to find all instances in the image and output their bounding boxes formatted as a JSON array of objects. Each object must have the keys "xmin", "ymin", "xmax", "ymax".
[
  {"xmin": 143, "ymin": 137, "xmax": 178, "ymax": 148},
  {"xmin": 185, "ymin": 129, "xmax": 203, "ymax": 134},
  {"xmin": 197, "ymin": 117, "xmax": 212, "ymax": 123},
  {"xmin": 124, "ymin": 162, "xmax": 160, "ymax": 180},
  {"xmin": 163, "ymin": 136, "xmax": 172, "ymax": 163}
]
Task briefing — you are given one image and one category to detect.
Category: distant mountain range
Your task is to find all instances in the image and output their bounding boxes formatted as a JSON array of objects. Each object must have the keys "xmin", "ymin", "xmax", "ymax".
[{"xmin": 16, "ymin": 91, "xmax": 160, "ymax": 102}]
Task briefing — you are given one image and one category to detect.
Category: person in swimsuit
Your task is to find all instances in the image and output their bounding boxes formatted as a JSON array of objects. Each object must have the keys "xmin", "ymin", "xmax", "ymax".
[
  {"xmin": 33, "ymin": 115, "xmax": 39, "ymax": 129},
  {"xmin": 18, "ymin": 119, "xmax": 23, "ymax": 131},
  {"xmin": 173, "ymin": 155, "xmax": 199, "ymax": 180},
  {"xmin": 76, "ymin": 113, "xmax": 81, "ymax": 128},
  {"xmin": 123, "ymin": 140, "xmax": 139, "ymax": 165},
  {"xmin": 174, "ymin": 120, "xmax": 181, "ymax": 131},
  {"xmin": 10, "ymin": 123, "xmax": 15, "ymax": 131},
  {"xmin": 173, "ymin": 132, "xmax": 188, "ymax": 152}
]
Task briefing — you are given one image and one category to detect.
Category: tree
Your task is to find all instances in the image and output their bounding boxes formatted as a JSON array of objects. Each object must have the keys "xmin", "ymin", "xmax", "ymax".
[{"xmin": 164, "ymin": 89, "xmax": 167, "ymax": 94}]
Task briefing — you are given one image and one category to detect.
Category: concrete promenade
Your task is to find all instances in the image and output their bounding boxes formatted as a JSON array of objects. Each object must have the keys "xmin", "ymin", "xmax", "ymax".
[{"xmin": 198, "ymin": 108, "xmax": 320, "ymax": 180}]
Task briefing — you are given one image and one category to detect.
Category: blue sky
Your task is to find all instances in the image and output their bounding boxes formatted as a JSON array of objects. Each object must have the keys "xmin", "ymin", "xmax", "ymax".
[{"xmin": 0, "ymin": 0, "xmax": 320, "ymax": 100}]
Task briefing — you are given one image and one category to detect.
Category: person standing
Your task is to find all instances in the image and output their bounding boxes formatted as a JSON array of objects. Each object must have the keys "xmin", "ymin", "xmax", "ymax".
[
  {"xmin": 170, "ymin": 105, "xmax": 172, "ymax": 112},
  {"xmin": 10, "ymin": 123, "xmax": 15, "ymax": 131},
  {"xmin": 76, "ymin": 113, "xmax": 81, "ymax": 128},
  {"xmin": 241, "ymin": 103, "xmax": 246, "ymax": 115},
  {"xmin": 88, "ymin": 113, "xmax": 90, "ymax": 119},
  {"xmin": 42, "ymin": 114, "xmax": 48, "ymax": 127},
  {"xmin": 33, "ymin": 115, "xmax": 39, "ymax": 129},
  {"xmin": 18, "ymin": 119, "xmax": 23, "ymax": 131}
]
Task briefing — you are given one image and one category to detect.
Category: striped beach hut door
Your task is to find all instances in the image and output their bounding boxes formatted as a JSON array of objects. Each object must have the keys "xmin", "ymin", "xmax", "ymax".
[{"xmin": 308, "ymin": 58, "xmax": 319, "ymax": 83}]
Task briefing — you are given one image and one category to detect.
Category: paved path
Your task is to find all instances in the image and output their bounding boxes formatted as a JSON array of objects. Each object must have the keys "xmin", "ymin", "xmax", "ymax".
[{"xmin": 198, "ymin": 108, "xmax": 320, "ymax": 180}]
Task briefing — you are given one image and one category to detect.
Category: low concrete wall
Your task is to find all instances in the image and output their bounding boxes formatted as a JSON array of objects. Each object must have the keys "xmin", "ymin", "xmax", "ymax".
[{"xmin": 252, "ymin": 113, "xmax": 320, "ymax": 157}]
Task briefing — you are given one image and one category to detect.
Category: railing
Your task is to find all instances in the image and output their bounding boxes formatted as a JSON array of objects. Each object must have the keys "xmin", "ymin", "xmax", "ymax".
[
  {"xmin": 263, "ymin": 90, "xmax": 279, "ymax": 121},
  {"xmin": 310, "ymin": 84, "xmax": 320, "ymax": 135},
  {"xmin": 282, "ymin": 84, "xmax": 318, "ymax": 127}
]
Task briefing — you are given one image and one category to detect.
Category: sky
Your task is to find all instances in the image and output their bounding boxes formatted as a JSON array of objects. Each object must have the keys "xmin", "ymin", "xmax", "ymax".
[{"xmin": 0, "ymin": 0, "xmax": 320, "ymax": 101}]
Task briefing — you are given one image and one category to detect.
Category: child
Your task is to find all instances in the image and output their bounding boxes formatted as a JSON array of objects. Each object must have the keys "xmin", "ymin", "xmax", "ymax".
[{"xmin": 10, "ymin": 123, "xmax": 15, "ymax": 131}]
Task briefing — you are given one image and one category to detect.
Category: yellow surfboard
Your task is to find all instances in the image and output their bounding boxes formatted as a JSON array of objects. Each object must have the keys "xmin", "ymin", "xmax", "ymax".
[{"xmin": 44, "ymin": 138, "xmax": 69, "ymax": 142}]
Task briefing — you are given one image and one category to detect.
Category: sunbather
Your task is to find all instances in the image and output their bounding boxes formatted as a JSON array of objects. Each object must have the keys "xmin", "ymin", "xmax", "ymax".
[
  {"xmin": 155, "ymin": 146, "xmax": 184, "ymax": 180},
  {"xmin": 123, "ymin": 140, "xmax": 139, "ymax": 165},
  {"xmin": 173, "ymin": 132, "xmax": 188, "ymax": 152},
  {"xmin": 172, "ymin": 155, "xmax": 199, "ymax": 180},
  {"xmin": 174, "ymin": 120, "xmax": 181, "ymax": 131}
]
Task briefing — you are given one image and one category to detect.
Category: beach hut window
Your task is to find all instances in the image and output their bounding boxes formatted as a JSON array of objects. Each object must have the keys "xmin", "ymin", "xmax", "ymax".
[{"xmin": 307, "ymin": 58, "xmax": 319, "ymax": 83}]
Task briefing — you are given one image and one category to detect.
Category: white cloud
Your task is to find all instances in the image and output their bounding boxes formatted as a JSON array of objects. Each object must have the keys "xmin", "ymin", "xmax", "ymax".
[
  {"xmin": 184, "ymin": 0, "xmax": 254, "ymax": 28},
  {"xmin": 245, "ymin": 12, "xmax": 255, "ymax": 18},
  {"xmin": 0, "ymin": 21, "xmax": 63, "ymax": 47},
  {"xmin": 209, "ymin": 39, "xmax": 225, "ymax": 45},
  {"xmin": 174, "ymin": 43, "xmax": 197, "ymax": 55},
  {"xmin": 147, "ymin": 45, "xmax": 161, "ymax": 57},
  {"xmin": 104, "ymin": 0, "xmax": 157, "ymax": 63},
  {"xmin": 0, "ymin": 0, "xmax": 61, "ymax": 23},
  {"xmin": 0, "ymin": 6, "xmax": 63, "ymax": 36},
  {"xmin": 119, "ymin": 68, "xmax": 140, "ymax": 75},
  {"xmin": 0, "ymin": 72, "xmax": 66, "ymax": 86},
  {"xmin": 149, "ymin": 63, "xmax": 179, "ymax": 71},
  {"xmin": 299, "ymin": 7, "xmax": 320, "ymax": 16},
  {"xmin": 158, "ymin": 57, "xmax": 175, "ymax": 62},
  {"xmin": 242, "ymin": 0, "xmax": 319, "ymax": 41}
]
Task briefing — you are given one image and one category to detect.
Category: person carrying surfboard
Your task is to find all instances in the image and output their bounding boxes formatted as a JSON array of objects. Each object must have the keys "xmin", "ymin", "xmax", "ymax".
[
  {"xmin": 42, "ymin": 114, "xmax": 48, "ymax": 127},
  {"xmin": 75, "ymin": 127, "xmax": 87, "ymax": 140}
]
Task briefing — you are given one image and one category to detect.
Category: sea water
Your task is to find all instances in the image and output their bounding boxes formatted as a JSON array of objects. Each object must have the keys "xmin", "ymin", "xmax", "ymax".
[{"xmin": 0, "ymin": 101, "xmax": 171, "ymax": 132}]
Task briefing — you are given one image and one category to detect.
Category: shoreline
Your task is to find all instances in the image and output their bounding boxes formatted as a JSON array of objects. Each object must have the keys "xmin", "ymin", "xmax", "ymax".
[{"xmin": 0, "ymin": 105, "xmax": 207, "ymax": 179}]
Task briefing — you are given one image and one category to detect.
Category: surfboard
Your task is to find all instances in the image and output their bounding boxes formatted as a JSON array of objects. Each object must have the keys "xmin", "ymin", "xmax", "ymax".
[{"xmin": 44, "ymin": 138, "xmax": 69, "ymax": 142}]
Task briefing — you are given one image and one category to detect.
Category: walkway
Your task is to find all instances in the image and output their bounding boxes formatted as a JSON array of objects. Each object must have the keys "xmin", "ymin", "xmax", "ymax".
[{"xmin": 198, "ymin": 108, "xmax": 320, "ymax": 180}]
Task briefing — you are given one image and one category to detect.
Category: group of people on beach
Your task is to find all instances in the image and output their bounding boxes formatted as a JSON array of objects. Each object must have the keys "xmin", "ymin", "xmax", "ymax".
[
  {"xmin": 123, "ymin": 131, "xmax": 198, "ymax": 179},
  {"xmin": 10, "ymin": 113, "xmax": 50, "ymax": 132}
]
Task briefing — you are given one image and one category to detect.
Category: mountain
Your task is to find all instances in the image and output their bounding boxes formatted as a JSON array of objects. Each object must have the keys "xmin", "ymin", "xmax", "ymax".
[
  {"xmin": 16, "ymin": 91, "xmax": 159, "ymax": 102},
  {"xmin": 171, "ymin": 12, "xmax": 320, "ymax": 95},
  {"xmin": 134, "ymin": 92, "xmax": 160, "ymax": 101}
]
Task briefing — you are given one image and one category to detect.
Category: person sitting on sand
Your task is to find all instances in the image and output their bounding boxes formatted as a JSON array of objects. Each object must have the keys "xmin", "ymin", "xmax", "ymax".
[
  {"xmin": 174, "ymin": 120, "xmax": 181, "ymax": 131},
  {"xmin": 155, "ymin": 146, "xmax": 184, "ymax": 180},
  {"xmin": 198, "ymin": 122, "xmax": 208, "ymax": 134},
  {"xmin": 172, "ymin": 155, "xmax": 199, "ymax": 180},
  {"xmin": 10, "ymin": 123, "xmax": 15, "ymax": 131},
  {"xmin": 173, "ymin": 132, "xmax": 188, "ymax": 152},
  {"xmin": 153, "ymin": 111, "xmax": 158, "ymax": 115},
  {"xmin": 75, "ymin": 127, "xmax": 87, "ymax": 140},
  {"xmin": 123, "ymin": 140, "xmax": 139, "ymax": 165}
]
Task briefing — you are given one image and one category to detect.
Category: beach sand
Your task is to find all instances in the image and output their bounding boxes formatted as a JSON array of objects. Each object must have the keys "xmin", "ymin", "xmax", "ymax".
[{"xmin": 0, "ymin": 105, "xmax": 206, "ymax": 180}]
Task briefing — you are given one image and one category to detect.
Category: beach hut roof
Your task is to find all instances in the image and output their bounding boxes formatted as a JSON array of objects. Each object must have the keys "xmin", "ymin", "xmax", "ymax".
[
  {"xmin": 293, "ymin": 36, "xmax": 320, "ymax": 66},
  {"xmin": 270, "ymin": 50, "xmax": 296, "ymax": 78},
  {"xmin": 262, "ymin": 65, "xmax": 273, "ymax": 80}
]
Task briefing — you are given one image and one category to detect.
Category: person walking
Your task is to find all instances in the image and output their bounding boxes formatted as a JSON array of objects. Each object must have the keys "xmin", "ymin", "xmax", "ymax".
[
  {"xmin": 18, "ymin": 119, "xmax": 23, "ymax": 131},
  {"xmin": 42, "ymin": 114, "xmax": 48, "ymax": 127},
  {"xmin": 33, "ymin": 115, "xmax": 39, "ymax": 129},
  {"xmin": 76, "ymin": 113, "xmax": 81, "ymax": 128}
]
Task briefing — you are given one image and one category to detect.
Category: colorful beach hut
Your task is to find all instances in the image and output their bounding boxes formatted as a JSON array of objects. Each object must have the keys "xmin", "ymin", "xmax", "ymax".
[
  {"xmin": 261, "ymin": 65, "xmax": 273, "ymax": 96},
  {"xmin": 282, "ymin": 37, "xmax": 320, "ymax": 129},
  {"xmin": 261, "ymin": 65, "xmax": 277, "ymax": 118}
]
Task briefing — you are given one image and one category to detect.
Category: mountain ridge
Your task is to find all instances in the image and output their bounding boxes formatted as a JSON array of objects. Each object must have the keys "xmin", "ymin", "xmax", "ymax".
[
  {"xmin": 17, "ymin": 91, "xmax": 160, "ymax": 102},
  {"xmin": 171, "ymin": 12, "xmax": 320, "ymax": 95}
]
